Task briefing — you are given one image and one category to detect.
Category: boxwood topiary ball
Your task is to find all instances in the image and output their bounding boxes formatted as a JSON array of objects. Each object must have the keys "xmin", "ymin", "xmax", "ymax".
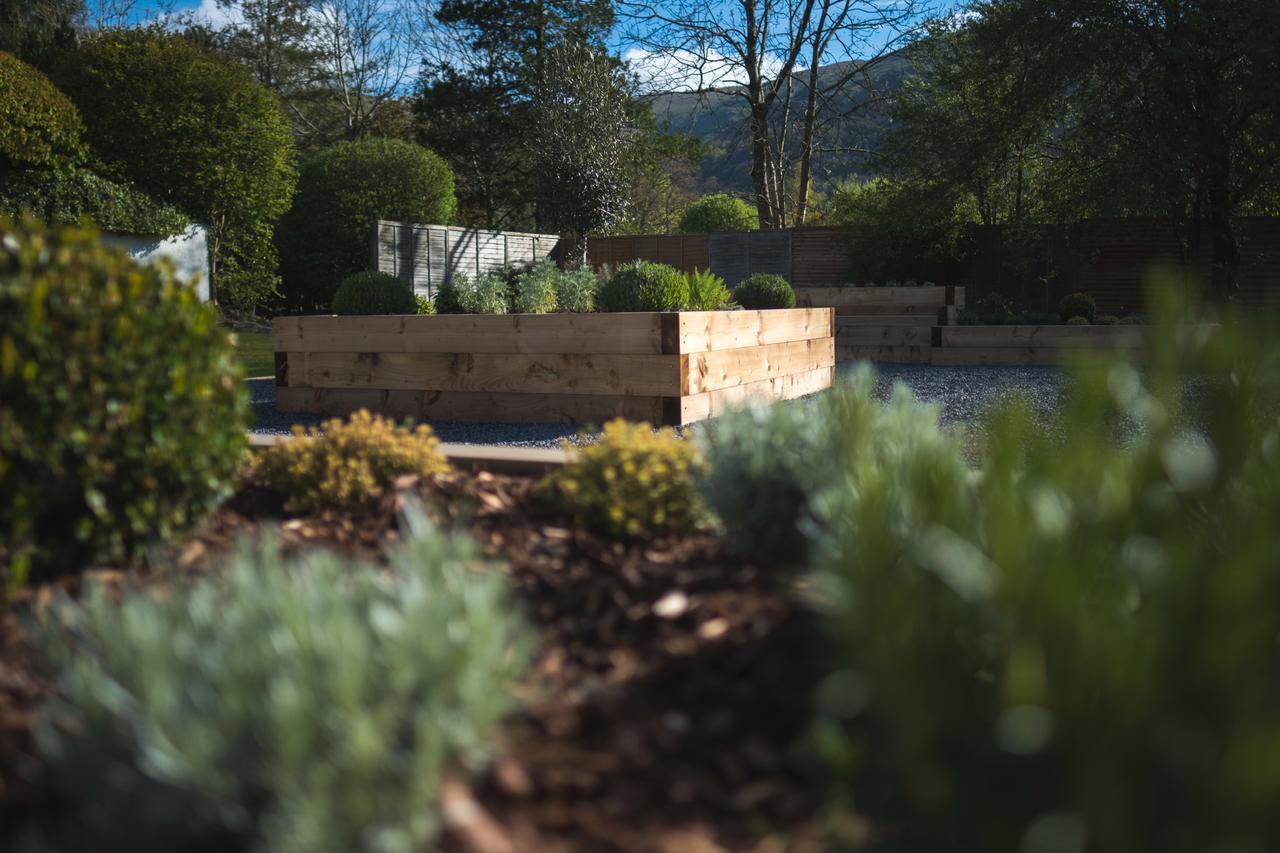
[
  {"xmin": 599, "ymin": 261, "xmax": 690, "ymax": 312},
  {"xmin": 734, "ymin": 273, "xmax": 796, "ymax": 309},
  {"xmin": 331, "ymin": 271, "xmax": 417, "ymax": 315}
]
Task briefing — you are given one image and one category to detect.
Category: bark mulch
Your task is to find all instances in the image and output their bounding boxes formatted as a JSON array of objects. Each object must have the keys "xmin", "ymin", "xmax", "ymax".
[{"xmin": 0, "ymin": 471, "xmax": 832, "ymax": 853}]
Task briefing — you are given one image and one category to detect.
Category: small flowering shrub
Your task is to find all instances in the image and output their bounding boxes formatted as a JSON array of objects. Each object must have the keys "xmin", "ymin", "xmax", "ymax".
[
  {"xmin": 415, "ymin": 294, "xmax": 435, "ymax": 314},
  {"xmin": 251, "ymin": 410, "xmax": 449, "ymax": 512},
  {"xmin": 539, "ymin": 419, "xmax": 709, "ymax": 538},
  {"xmin": 30, "ymin": 504, "xmax": 527, "ymax": 853}
]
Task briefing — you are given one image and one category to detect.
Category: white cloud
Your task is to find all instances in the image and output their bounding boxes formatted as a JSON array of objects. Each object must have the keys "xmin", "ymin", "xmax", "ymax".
[{"xmin": 624, "ymin": 46, "xmax": 787, "ymax": 93}]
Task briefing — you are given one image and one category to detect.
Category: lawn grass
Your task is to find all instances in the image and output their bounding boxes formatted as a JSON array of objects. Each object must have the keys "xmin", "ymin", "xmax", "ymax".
[{"xmin": 231, "ymin": 328, "xmax": 275, "ymax": 377}]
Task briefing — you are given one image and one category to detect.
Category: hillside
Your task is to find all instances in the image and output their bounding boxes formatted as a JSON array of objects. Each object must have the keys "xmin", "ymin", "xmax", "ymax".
[{"xmin": 644, "ymin": 50, "xmax": 918, "ymax": 196}]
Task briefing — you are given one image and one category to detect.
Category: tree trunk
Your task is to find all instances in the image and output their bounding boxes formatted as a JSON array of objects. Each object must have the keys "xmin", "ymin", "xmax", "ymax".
[
  {"xmin": 749, "ymin": 100, "xmax": 779, "ymax": 228},
  {"xmin": 795, "ymin": 61, "xmax": 821, "ymax": 225}
]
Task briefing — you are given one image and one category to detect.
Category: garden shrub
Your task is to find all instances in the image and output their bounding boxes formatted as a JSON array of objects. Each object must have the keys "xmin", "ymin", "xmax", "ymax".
[
  {"xmin": 678, "ymin": 192, "xmax": 757, "ymax": 233},
  {"xmin": 1065, "ymin": 314, "xmax": 1091, "ymax": 325},
  {"xmin": 330, "ymin": 271, "xmax": 417, "ymax": 315},
  {"xmin": 431, "ymin": 272, "xmax": 509, "ymax": 315},
  {"xmin": 1057, "ymin": 290, "xmax": 1097, "ymax": 323},
  {"xmin": 0, "ymin": 219, "xmax": 247, "ymax": 586},
  {"xmin": 277, "ymin": 138, "xmax": 455, "ymax": 313},
  {"xmin": 31, "ymin": 503, "xmax": 527, "ymax": 853},
  {"xmin": 1120, "ymin": 314, "xmax": 1146, "ymax": 325},
  {"xmin": 812, "ymin": 291, "xmax": 1280, "ymax": 853},
  {"xmin": 539, "ymin": 419, "xmax": 709, "ymax": 538},
  {"xmin": 695, "ymin": 393, "xmax": 845, "ymax": 563},
  {"xmin": 1095, "ymin": 314, "xmax": 1120, "ymax": 325},
  {"xmin": 685, "ymin": 268, "xmax": 731, "ymax": 311},
  {"xmin": 0, "ymin": 169, "xmax": 189, "ymax": 237},
  {"xmin": 734, "ymin": 273, "xmax": 796, "ymax": 309},
  {"xmin": 599, "ymin": 261, "xmax": 689, "ymax": 312},
  {"xmin": 53, "ymin": 30, "xmax": 296, "ymax": 316},
  {"xmin": 0, "ymin": 51, "xmax": 85, "ymax": 171},
  {"xmin": 251, "ymin": 410, "xmax": 450, "ymax": 513},
  {"xmin": 415, "ymin": 294, "xmax": 435, "ymax": 315},
  {"xmin": 555, "ymin": 267, "xmax": 598, "ymax": 313},
  {"xmin": 512, "ymin": 260, "xmax": 559, "ymax": 313}
]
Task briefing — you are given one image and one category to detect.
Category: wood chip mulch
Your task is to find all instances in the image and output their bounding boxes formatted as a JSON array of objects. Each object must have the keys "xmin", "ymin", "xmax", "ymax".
[{"xmin": 0, "ymin": 471, "xmax": 830, "ymax": 852}]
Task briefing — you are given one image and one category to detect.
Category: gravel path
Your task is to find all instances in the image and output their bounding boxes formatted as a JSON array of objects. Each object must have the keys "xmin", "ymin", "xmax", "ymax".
[{"xmin": 249, "ymin": 365, "xmax": 1068, "ymax": 446}]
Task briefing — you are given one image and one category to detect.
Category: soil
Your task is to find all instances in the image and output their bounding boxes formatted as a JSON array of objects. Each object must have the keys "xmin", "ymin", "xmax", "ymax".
[{"xmin": 0, "ymin": 471, "xmax": 831, "ymax": 853}]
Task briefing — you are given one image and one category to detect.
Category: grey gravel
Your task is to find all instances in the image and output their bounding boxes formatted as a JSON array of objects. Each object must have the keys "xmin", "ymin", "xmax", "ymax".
[{"xmin": 248, "ymin": 366, "xmax": 1070, "ymax": 447}]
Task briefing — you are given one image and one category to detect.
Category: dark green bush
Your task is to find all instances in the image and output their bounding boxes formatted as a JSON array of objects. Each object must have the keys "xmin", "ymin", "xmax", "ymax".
[
  {"xmin": 53, "ymin": 30, "xmax": 296, "ymax": 316},
  {"xmin": 734, "ymin": 273, "xmax": 796, "ymax": 309},
  {"xmin": 0, "ymin": 219, "xmax": 247, "ymax": 585},
  {"xmin": 0, "ymin": 51, "xmax": 85, "ymax": 170},
  {"xmin": 1065, "ymin": 314, "xmax": 1091, "ymax": 325},
  {"xmin": 599, "ymin": 261, "xmax": 689, "ymax": 312},
  {"xmin": 0, "ymin": 169, "xmax": 189, "ymax": 237},
  {"xmin": 678, "ymin": 192, "xmax": 758, "ymax": 233},
  {"xmin": 30, "ymin": 503, "xmax": 528, "ymax": 852},
  {"xmin": 812, "ymin": 292, "xmax": 1280, "ymax": 853},
  {"xmin": 1058, "ymin": 290, "xmax": 1097, "ymax": 323},
  {"xmin": 1120, "ymin": 314, "xmax": 1146, "ymax": 325},
  {"xmin": 1095, "ymin": 314, "xmax": 1120, "ymax": 325},
  {"xmin": 277, "ymin": 138, "xmax": 456, "ymax": 313},
  {"xmin": 330, "ymin": 271, "xmax": 417, "ymax": 315}
]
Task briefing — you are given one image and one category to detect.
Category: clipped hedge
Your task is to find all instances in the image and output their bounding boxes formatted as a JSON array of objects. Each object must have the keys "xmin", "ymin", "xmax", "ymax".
[
  {"xmin": 0, "ymin": 219, "xmax": 246, "ymax": 585},
  {"xmin": 0, "ymin": 51, "xmax": 85, "ymax": 171},
  {"xmin": 31, "ymin": 504, "xmax": 527, "ymax": 852},
  {"xmin": 0, "ymin": 169, "xmax": 190, "ymax": 237},
  {"xmin": 733, "ymin": 273, "xmax": 795, "ymax": 309},
  {"xmin": 330, "ymin": 271, "xmax": 417, "ymax": 315},
  {"xmin": 599, "ymin": 261, "xmax": 689, "ymax": 312}
]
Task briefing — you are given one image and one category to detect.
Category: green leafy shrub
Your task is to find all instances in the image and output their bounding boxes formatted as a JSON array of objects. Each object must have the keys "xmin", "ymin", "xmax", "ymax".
[
  {"xmin": 0, "ymin": 51, "xmax": 85, "ymax": 171},
  {"xmin": 277, "ymin": 138, "xmax": 455, "ymax": 313},
  {"xmin": 1057, "ymin": 290, "xmax": 1097, "ymax": 323},
  {"xmin": 734, "ymin": 273, "xmax": 796, "ymax": 309},
  {"xmin": 0, "ymin": 169, "xmax": 189, "ymax": 237},
  {"xmin": 685, "ymin": 268, "xmax": 731, "ymax": 311},
  {"xmin": 415, "ymin": 294, "xmax": 435, "ymax": 315},
  {"xmin": 1120, "ymin": 314, "xmax": 1146, "ymax": 325},
  {"xmin": 695, "ymin": 395, "xmax": 844, "ymax": 563},
  {"xmin": 1095, "ymin": 314, "xmax": 1120, "ymax": 325},
  {"xmin": 1065, "ymin": 314, "xmax": 1091, "ymax": 325},
  {"xmin": 539, "ymin": 419, "xmax": 709, "ymax": 538},
  {"xmin": 0, "ymin": 219, "xmax": 247, "ymax": 585},
  {"xmin": 30, "ymin": 504, "xmax": 527, "ymax": 852},
  {"xmin": 812, "ymin": 294, "xmax": 1280, "ymax": 853},
  {"xmin": 251, "ymin": 410, "xmax": 450, "ymax": 513},
  {"xmin": 512, "ymin": 260, "xmax": 559, "ymax": 313},
  {"xmin": 53, "ymin": 30, "xmax": 296, "ymax": 316},
  {"xmin": 432, "ymin": 272, "xmax": 509, "ymax": 315},
  {"xmin": 330, "ymin": 271, "xmax": 417, "ymax": 315},
  {"xmin": 599, "ymin": 261, "xmax": 689, "ymax": 312},
  {"xmin": 678, "ymin": 192, "xmax": 758, "ymax": 233},
  {"xmin": 555, "ymin": 267, "xmax": 598, "ymax": 313}
]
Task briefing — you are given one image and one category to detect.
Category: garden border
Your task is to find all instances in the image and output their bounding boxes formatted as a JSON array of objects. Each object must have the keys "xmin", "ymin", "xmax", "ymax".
[{"xmin": 273, "ymin": 308, "xmax": 836, "ymax": 426}]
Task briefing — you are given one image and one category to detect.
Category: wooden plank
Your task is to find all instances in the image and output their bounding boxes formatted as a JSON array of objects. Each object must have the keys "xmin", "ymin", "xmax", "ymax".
[
  {"xmin": 249, "ymin": 432, "xmax": 573, "ymax": 474},
  {"xmin": 273, "ymin": 314, "xmax": 666, "ymax": 355},
  {"xmin": 834, "ymin": 304, "xmax": 945, "ymax": 316},
  {"xmin": 836, "ymin": 314, "xmax": 938, "ymax": 327},
  {"xmin": 685, "ymin": 337, "xmax": 835, "ymax": 394},
  {"xmin": 796, "ymin": 286, "xmax": 951, "ymax": 308},
  {"xmin": 277, "ymin": 386, "xmax": 666, "ymax": 424},
  {"xmin": 938, "ymin": 325, "xmax": 1146, "ymax": 349},
  {"xmin": 837, "ymin": 345, "xmax": 932, "ymax": 364},
  {"xmin": 837, "ymin": 325, "xmax": 934, "ymax": 346},
  {"xmin": 676, "ymin": 366, "xmax": 834, "ymax": 423},
  {"xmin": 676, "ymin": 308, "xmax": 833, "ymax": 352},
  {"xmin": 930, "ymin": 347, "xmax": 1062, "ymax": 366},
  {"xmin": 301, "ymin": 351, "xmax": 683, "ymax": 397}
]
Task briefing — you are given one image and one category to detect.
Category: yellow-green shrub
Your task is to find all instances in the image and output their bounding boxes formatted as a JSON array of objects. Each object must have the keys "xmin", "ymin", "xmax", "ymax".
[
  {"xmin": 252, "ymin": 410, "xmax": 449, "ymax": 512},
  {"xmin": 539, "ymin": 419, "xmax": 709, "ymax": 538}
]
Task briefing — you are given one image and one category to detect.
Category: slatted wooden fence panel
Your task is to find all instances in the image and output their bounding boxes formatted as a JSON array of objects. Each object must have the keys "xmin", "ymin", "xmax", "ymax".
[{"xmin": 374, "ymin": 221, "xmax": 561, "ymax": 299}]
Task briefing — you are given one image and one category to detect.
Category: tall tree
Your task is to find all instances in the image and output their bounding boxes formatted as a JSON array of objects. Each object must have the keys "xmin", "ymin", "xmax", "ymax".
[
  {"xmin": 530, "ymin": 41, "xmax": 636, "ymax": 264},
  {"xmin": 0, "ymin": 0, "xmax": 79, "ymax": 67}
]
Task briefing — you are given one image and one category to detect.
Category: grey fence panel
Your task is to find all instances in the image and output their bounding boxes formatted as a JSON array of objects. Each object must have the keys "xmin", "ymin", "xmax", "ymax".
[
  {"xmin": 373, "ymin": 221, "xmax": 561, "ymax": 298},
  {"xmin": 707, "ymin": 230, "xmax": 794, "ymax": 286}
]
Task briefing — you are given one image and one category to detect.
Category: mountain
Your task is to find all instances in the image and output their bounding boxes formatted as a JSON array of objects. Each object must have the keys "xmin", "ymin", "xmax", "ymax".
[{"xmin": 643, "ymin": 50, "xmax": 918, "ymax": 196}]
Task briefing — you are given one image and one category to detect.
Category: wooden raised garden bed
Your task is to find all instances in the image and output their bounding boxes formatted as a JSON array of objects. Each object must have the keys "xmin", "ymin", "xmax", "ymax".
[
  {"xmin": 932, "ymin": 325, "xmax": 1146, "ymax": 365},
  {"xmin": 273, "ymin": 308, "xmax": 835, "ymax": 425}
]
